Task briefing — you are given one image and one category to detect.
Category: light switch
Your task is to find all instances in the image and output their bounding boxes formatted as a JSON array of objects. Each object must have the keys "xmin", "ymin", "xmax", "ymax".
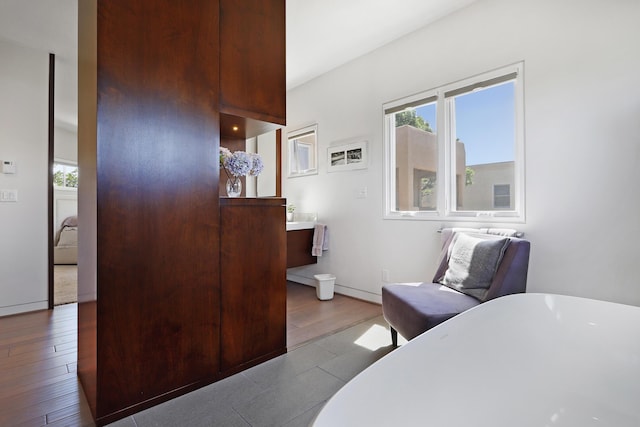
[
  {"xmin": 0, "ymin": 189, "xmax": 18, "ymax": 202},
  {"xmin": 355, "ymin": 186, "xmax": 368, "ymax": 199}
]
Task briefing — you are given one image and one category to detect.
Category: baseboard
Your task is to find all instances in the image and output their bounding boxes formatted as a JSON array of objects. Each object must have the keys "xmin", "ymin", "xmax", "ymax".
[
  {"xmin": 0, "ymin": 301, "xmax": 49, "ymax": 317},
  {"xmin": 333, "ymin": 286, "xmax": 382, "ymax": 305},
  {"xmin": 286, "ymin": 272, "xmax": 382, "ymax": 305},
  {"xmin": 286, "ymin": 271, "xmax": 316, "ymax": 286}
]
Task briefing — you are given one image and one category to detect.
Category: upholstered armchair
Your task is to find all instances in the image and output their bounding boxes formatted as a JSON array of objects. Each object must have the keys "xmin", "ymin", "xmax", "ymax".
[{"xmin": 382, "ymin": 229, "xmax": 530, "ymax": 346}]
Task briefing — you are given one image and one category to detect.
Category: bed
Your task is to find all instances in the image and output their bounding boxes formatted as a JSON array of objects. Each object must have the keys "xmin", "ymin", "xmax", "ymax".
[
  {"xmin": 54, "ymin": 215, "xmax": 77, "ymax": 265},
  {"xmin": 312, "ymin": 293, "xmax": 640, "ymax": 426}
]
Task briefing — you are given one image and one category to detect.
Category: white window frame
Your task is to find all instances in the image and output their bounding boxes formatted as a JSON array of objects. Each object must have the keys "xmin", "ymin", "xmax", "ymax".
[
  {"xmin": 287, "ymin": 124, "xmax": 318, "ymax": 177},
  {"xmin": 383, "ymin": 62, "xmax": 525, "ymax": 222}
]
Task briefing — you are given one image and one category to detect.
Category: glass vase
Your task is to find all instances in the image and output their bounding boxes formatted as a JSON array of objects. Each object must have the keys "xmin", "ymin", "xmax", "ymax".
[{"xmin": 226, "ymin": 178, "xmax": 242, "ymax": 197}]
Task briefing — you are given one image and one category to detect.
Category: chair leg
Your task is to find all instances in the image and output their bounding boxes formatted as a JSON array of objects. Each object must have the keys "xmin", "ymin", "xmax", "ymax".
[{"xmin": 390, "ymin": 326, "xmax": 398, "ymax": 348}]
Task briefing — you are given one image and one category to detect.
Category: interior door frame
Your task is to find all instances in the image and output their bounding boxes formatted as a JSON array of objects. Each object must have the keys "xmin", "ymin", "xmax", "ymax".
[{"xmin": 47, "ymin": 53, "xmax": 55, "ymax": 310}]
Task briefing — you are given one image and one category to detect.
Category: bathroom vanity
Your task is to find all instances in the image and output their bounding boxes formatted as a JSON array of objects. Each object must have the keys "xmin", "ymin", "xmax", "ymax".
[{"xmin": 286, "ymin": 221, "xmax": 317, "ymax": 268}]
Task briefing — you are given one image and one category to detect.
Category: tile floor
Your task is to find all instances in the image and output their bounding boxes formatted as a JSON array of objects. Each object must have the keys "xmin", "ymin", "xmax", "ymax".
[{"xmin": 107, "ymin": 315, "xmax": 403, "ymax": 427}]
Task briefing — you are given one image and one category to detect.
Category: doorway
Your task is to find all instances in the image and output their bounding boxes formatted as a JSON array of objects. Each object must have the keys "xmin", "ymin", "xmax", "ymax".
[{"xmin": 52, "ymin": 162, "xmax": 78, "ymax": 306}]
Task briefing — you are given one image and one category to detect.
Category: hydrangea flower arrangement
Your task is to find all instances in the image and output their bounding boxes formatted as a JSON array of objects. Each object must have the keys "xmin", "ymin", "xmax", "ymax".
[{"xmin": 219, "ymin": 147, "xmax": 264, "ymax": 182}]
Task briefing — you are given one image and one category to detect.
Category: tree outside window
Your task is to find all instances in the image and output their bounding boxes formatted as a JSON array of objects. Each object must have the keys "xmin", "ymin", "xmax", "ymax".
[{"xmin": 53, "ymin": 163, "xmax": 78, "ymax": 188}]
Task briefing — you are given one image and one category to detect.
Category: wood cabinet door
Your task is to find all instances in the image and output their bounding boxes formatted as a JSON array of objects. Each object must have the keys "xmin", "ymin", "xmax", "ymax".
[
  {"xmin": 287, "ymin": 229, "xmax": 318, "ymax": 268},
  {"xmin": 220, "ymin": 0, "xmax": 286, "ymax": 125},
  {"xmin": 220, "ymin": 198, "xmax": 287, "ymax": 372}
]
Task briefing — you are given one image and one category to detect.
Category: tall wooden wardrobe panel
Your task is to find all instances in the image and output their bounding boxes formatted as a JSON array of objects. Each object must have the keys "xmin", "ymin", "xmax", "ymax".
[{"xmin": 79, "ymin": 0, "xmax": 221, "ymax": 424}]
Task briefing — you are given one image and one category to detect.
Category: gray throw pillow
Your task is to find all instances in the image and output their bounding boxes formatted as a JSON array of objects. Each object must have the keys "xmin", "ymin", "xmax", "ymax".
[{"xmin": 440, "ymin": 233, "xmax": 510, "ymax": 301}]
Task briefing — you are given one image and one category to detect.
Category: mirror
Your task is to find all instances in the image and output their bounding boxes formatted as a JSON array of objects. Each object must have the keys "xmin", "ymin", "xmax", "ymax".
[
  {"xmin": 288, "ymin": 124, "xmax": 318, "ymax": 177},
  {"xmin": 246, "ymin": 130, "xmax": 281, "ymax": 197}
]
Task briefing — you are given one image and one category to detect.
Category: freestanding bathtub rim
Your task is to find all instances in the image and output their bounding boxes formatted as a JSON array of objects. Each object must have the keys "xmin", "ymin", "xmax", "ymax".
[{"xmin": 312, "ymin": 293, "xmax": 640, "ymax": 427}]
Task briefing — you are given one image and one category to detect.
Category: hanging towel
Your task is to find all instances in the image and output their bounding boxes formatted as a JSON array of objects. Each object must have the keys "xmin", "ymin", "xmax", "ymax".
[{"xmin": 312, "ymin": 224, "xmax": 329, "ymax": 256}]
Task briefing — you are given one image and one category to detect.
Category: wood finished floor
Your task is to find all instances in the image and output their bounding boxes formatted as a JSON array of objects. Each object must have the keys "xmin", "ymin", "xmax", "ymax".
[
  {"xmin": 0, "ymin": 282, "xmax": 381, "ymax": 426},
  {"xmin": 286, "ymin": 282, "xmax": 381, "ymax": 349}
]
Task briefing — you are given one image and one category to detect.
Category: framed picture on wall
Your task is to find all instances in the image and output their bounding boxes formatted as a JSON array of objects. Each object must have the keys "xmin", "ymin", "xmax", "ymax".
[{"xmin": 327, "ymin": 141, "xmax": 368, "ymax": 172}]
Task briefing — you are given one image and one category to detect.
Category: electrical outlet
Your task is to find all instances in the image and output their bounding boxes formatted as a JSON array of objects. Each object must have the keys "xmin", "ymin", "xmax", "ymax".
[
  {"xmin": 0, "ymin": 189, "xmax": 18, "ymax": 202},
  {"xmin": 355, "ymin": 186, "xmax": 367, "ymax": 199},
  {"xmin": 382, "ymin": 269, "xmax": 390, "ymax": 282}
]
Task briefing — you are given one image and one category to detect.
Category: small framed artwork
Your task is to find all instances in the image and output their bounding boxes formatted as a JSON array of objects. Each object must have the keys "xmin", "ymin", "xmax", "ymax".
[{"xmin": 327, "ymin": 141, "xmax": 368, "ymax": 172}]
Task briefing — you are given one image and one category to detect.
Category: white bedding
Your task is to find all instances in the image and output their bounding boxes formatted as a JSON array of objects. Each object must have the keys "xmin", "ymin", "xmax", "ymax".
[{"xmin": 54, "ymin": 223, "xmax": 77, "ymax": 265}]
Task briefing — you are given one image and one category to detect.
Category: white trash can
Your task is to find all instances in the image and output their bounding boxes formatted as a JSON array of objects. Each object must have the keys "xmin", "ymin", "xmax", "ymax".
[{"xmin": 314, "ymin": 274, "xmax": 336, "ymax": 300}]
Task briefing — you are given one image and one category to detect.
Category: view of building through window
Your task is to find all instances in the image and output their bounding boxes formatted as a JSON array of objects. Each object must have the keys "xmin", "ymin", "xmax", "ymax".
[
  {"xmin": 394, "ymin": 103, "xmax": 437, "ymax": 211},
  {"xmin": 454, "ymin": 81, "xmax": 515, "ymax": 211}
]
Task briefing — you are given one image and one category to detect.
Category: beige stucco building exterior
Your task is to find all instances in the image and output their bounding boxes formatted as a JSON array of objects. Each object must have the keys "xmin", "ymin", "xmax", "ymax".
[
  {"xmin": 461, "ymin": 161, "xmax": 514, "ymax": 211},
  {"xmin": 395, "ymin": 125, "xmax": 514, "ymax": 211},
  {"xmin": 395, "ymin": 125, "xmax": 465, "ymax": 211}
]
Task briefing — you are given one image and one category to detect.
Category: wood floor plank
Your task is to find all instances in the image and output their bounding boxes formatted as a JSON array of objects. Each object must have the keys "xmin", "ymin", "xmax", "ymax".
[
  {"xmin": 0, "ymin": 352, "xmax": 77, "ymax": 384},
  {"xmin": 0, "ymin": 326, "xmax": 77, "ymax": 349},
  {"xmin": 0, "ymin": 376, "xmax": 80, "ymax": 416},
  {"xmin": 45, "ymin": 411, "xmax": 95, "ymax": 427},
  {"xmin": 45, "ymin": 399, "xmax": 93, "ymax": 425},
  {"xmin": 8, "ymin": 331, "xmax": 76, "ymax": 357},
  {"xmin": 0, "ymin": 347, "xmax": 77, "ymax": 371},
  {"xmin": 0, "ymin": 309, "xmax": 75, "ymax": 336},
  {"xmin": 0, "ymin": 389, "xmax": 83, "ymax": 426},
  {"xmin": 0, "ymin": 364, "xmax": 69, "ymax": 396},
  {"xmin": 12, "ymin": 414, "xmax": 46, "ymax": 427},
  {"xmin": 286, "ymin": 282, "xmax": 382, "ymax": 348}
]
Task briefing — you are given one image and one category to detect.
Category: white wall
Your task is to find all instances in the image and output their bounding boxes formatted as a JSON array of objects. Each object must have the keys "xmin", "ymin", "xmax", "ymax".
[
  {"xmin": 284, "ymin": 0, "xmax": 640, "ymax": 306},
  {"xmin": 0, "ymin": 39, "xmax": 50, "ymax": 316},
  {"xmin": 54, "ymin": 125, "xmax": 77, "ymax": 162},
  {"xmin": 257, "ymin": 131, "xmax": 278, "ymax": 197}
]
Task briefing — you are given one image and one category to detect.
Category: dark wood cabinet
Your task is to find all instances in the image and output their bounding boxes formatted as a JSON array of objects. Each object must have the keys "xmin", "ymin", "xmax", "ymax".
[
  {"xmin": 220, "ymin": 0, "xmax": 286, "ymax": 125},
  {"xmin": 287, "ymin": 229, "xmax": 318, "ymax": 268},
  {"xmin": 220, "ymin": 198, "xmax": 287, "ymax": 372}
]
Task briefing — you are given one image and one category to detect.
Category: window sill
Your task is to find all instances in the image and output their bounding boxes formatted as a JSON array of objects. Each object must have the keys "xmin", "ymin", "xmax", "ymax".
[{"xmin": 384, "ymin": 211, "xmax": 525, "ymax": 223}]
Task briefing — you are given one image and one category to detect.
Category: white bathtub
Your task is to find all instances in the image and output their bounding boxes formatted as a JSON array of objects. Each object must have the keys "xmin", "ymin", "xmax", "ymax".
[{"xmin": 313, "ymin": 293, "xmax": 640, "ymax": 426}]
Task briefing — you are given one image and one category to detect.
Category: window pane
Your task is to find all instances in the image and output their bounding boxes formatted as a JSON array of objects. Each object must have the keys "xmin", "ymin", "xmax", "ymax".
[
  {"xmin": 296, "ymin": 142, "xmax": 311, "ymax": 170},
  {"xmin": 53, "ymin": 164, "xmax": 65, "ymax": 187},
  {"xmin": 454, "ymin": 81, "xmax": 515, "ymax": 211},
  {"xmin": 493, "ymin": 184, "xmax": 511, "ymax": 208},
  {"xmin": 65, "ymin": 166, "xmax": 78, "ymax": 188},
  {"xmin": 288, "ymin": 127, "xmax": 317, "ymax": 176},
  {"xmin": 53, "ymin": 163, "xmax": 78, "ymax": 188},
  {"xmin": 393, "ymin": 102, "xmax": 437, "ymax": 211}
]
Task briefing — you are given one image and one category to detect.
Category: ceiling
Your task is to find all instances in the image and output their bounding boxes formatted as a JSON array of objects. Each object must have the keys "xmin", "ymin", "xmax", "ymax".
[{"xmin": 0, "ymin": 0, "xmax": 477, "ymax": 128}]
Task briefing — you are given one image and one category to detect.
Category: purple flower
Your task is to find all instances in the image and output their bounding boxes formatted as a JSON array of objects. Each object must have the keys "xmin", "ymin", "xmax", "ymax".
[
  {"xmin": 219, "ymin": 147, "xmax": 232, "ymax": 166},
  {"xmin": 219, "ymin": 146, "xmax": 264, "ymax": 178},
  {"xmin": 225, "ymin": 151, "xmax": 252, "ymax": 177}
]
